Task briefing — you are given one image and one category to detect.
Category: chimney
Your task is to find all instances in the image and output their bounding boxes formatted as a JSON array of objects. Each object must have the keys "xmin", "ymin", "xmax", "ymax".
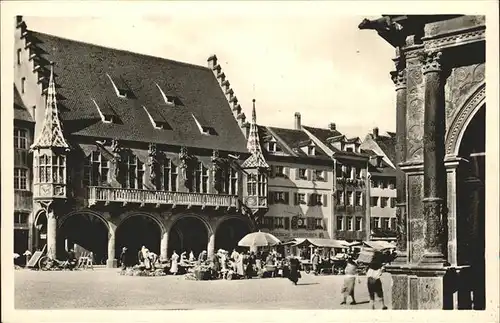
[
  {"xmin": 207, "ymin": 55, "xmax": 218, "ymax": 69},
  {"xmin": 373, "ymin": 127, "xmax": 379, "ymax": 139},
  {"xmin": 329, "ymin": 123, "xmax": 336, "ymax": 131},
  {"xmin": 294, "ymin": 112, "xmax": 301, "ymax": 130}
]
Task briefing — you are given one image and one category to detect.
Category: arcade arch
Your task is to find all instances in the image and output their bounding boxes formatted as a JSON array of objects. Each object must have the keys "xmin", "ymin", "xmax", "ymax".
[
  {"xmin": 115, "ymin": 213, "xmax": 163, "ymax": 260},
  {"xmin": 168, "ymin": 215, "xmax": 211, "ymax": 258},
  {"xmin": 215, "ymin": 217, "xmax": 253, "ymax": 252}
]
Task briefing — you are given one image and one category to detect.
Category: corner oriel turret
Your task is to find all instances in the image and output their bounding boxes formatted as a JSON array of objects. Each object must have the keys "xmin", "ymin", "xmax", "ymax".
[{"xmin": 31, "ymin": 62, "xmax": 70, "ymax": 201}]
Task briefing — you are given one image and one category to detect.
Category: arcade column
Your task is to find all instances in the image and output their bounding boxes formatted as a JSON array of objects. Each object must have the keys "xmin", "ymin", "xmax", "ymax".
[
  {"xmin": 390, "ymin": 57, "xmax": 408, "ymax": 262},
  {"xmin": 387, "ymin": 51, "xmax": 455, "ymax": 310},
  {"xmin": 107, "ymin": 222, "xmax": 117, "ymax": 268},
  {"xmin": 46, "ymin": 208, "xmax": 57, "ymax": 259},
  {"xmin": 207, "ymin": 234, "xmax": 215, "ymax": 260},
  {"xmin": 160, "ymin": 232, "xmax": 169, "ymax": 262}
]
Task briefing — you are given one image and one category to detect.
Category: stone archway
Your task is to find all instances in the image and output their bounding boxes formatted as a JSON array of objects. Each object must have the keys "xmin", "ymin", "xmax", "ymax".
[
  {"xmin": 215, "ymin": 217, "xmax": 253, "ymax": 252},
  {"xmin": 58, "ymin": 211, "xmax": 110, "ymax": 264},
  {"xmin": 33, "ymin": 210, "xmax": 48, "ymax": 251},
  {"xmin": 115, "ymin": 213, "xmax": 163, "ymax": 262},
  {"xmin": 455, "ymin": 103, "xmax": 485, "ymax": 310},
  {"xmin": 168, "ymin": 215, "xmax": 211, "ymax": 259}
]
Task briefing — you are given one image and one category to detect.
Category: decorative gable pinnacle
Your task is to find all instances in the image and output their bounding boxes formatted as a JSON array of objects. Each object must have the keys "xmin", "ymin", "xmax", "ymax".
[
  {"xmin": 242, "ymin": 99, "xmax": 269, "ymax": 169},
  {"xmin": 31, "ymin": 62, "xmax": 70, "ymax": 151}
]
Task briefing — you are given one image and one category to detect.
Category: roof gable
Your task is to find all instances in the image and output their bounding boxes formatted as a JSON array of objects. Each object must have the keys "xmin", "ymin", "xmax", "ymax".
[{"xmin": 25, "ymin": 31, "xmax": 248, "ymax": 153}]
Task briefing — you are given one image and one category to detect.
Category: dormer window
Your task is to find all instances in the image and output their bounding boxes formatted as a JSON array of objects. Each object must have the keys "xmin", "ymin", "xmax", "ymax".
[
  {"xmin": 308, "ymin": 146, "xmax": 316, "ymax": 155},
  {"xmin": 346, "ymin": 147, "xmax": 353, "ymax": 152},
  {"xmin": 106, "ymin": 74, "xmax": 132, "ymax": 98},
  {"xmin": 267, "ymin": 141, "xmax": 280, "ymax": 153},
  {"xmin": 17, "ymin": 49, "xmax": 22, "ymax": 65},
  {"xmin": 192, "ymin": 114, "xmax": 217, "ymax": 135},
  {"xmin": 143, "ymin": 106, "xmax": 171, "ymax": 130},
  {"xmin": 92, "ymin": 99, "xmax": 116, "ymax": 124},
  {"xmin": 21, "ymin": 77, "xmax": 26, "ymax": 94},
  {"xmin": 156, "ymin": 83, "xmax": 183, "ymax": 106}
]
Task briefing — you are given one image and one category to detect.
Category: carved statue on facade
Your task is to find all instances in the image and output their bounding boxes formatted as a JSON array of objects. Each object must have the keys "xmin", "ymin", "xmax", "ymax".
[
  {"xmin": 211, "ymin": 149, "xmax": 226, "ymax": 193},
  {"xmin": 148, "ymin": 143, "xmax": 160, "ymax": 188},
  {"xmin": 110, "ymin": 139, "xmax": 123, "ymax": 180},
  {"xmin": 178, "ymin": 146, "xmax": 192, "ymax": 189}
]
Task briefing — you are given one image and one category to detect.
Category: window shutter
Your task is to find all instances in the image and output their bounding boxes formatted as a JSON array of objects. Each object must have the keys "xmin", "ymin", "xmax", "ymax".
[
  {"xmin": 284, "ymin": 217, "xmax": 290, "ymax": 230},
  {"xmin": 284, "ymin": 167, "xmax": 290, "ymax": 178},
  {"xmin": 307, "ymin": 193, "xmax": 312, "ymax": 206},
  {"xmin": 295, "ymin": 168, "xmax": 300, "ymax": 180},
  {"xmin": 322, "ymin": 218, "xmax": 327, "ymax": 230},
  {"xmin": 312, "ymin": 170, "xmax": 317, "ymax": 181},
  {"xmin": 270, "ymin": 165, "xmax": 275, "ymax": 178},
  {"xmin": 390, "ymin": 218, "xmax": 396, "ymax": 230},
  {"xmin": 323, "ymin": 171, "xmax": 328, "ymax": 182},
  {"xmin": 307, "ymin": 169, "xmax": 312, "ymax": 181},
  {"xmin": 284, "ymin": 192, "xmax": 290, "ymax": 205},
  {"xmin": 322, "ymin": 194, "xmax": 328, "ymax": 207}
]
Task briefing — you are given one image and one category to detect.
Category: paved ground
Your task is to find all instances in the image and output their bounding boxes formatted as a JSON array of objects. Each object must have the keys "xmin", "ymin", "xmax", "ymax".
[{"xmin": 15, "ymin": 268, "xmax": 392, "ymax": 310}]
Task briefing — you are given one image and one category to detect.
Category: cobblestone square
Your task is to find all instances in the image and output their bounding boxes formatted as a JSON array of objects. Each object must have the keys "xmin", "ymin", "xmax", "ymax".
[{"xmin": 15, "ymin": 269, "xmax": 392, "ymax": 310}]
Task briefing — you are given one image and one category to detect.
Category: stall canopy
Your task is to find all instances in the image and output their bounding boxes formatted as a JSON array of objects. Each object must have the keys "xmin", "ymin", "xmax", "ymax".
[
  {"xmin": 291, "ymin": 238, "xmax": 359, "ymax": 249},
  {"xmin": 363, "ymin": 240, "xmax": 396, "ymax": 251}
]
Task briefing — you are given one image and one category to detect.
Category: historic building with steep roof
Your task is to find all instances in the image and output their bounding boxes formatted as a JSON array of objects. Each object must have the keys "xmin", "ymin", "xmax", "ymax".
[
  {"xmin": 13, "ymin": 16, "xmax": 270, "ymax": 266},
  {"xmin": 361, "ymin": 128, "xmax": 398, "ymax": 242}
]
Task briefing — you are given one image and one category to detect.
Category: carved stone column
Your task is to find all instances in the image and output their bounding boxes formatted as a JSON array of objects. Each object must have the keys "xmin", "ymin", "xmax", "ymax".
[
  {"xmin": 107, "ymin": 222, "xmax": 117, "ymax": 268},
  {"xmin": 46, "ymin": 207, "xmax": 57, "ymax": 259},
  {"xmin": 421, "ymin": 51, "xmax": 448, "ymax": 265},
  {"xmin": 160, "ymin": 232, "xmax": 168, "ymax": 262},
  {"xmin": 390, "ymin": 58, "xmax": 408, "ymax": 261}
]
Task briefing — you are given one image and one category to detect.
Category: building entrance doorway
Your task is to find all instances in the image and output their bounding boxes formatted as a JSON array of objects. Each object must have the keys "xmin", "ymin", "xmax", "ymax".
[
  {"xmin": 59, "ymin": 213, "xmax": 108, "ymax": 264},
  {"xmin": 168, "ymin": 217, "xmax": 208, "ymax": 258},
  {"xmin": 215, "ymin": 218, "xmax": 251, "ymax": 252},
  {"xmin": 456, "ymin": 104, "xmax": 485, "ymax": 310},
  {"xmin": 115, "ymin": 215, "xmax": 161, "ymax": 262}
]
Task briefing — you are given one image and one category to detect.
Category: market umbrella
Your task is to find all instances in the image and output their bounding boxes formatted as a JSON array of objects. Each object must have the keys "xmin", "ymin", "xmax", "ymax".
[{"xmin": 238, "ymin": 231, "xmax": 281, "ymax": 248}]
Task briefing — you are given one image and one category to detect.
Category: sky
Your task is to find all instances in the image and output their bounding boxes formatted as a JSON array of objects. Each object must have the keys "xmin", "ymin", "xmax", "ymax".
[{"xmin": 24, "ymin": 13, "xmax": 396, "ymax": 139}]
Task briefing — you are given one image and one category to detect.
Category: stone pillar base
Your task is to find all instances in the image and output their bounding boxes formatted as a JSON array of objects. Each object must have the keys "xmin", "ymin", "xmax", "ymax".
[
  {"xmin": 106, "ymin": 259, "xmax": 117, "ymax": 268},
  {"xmin": 385, "ymin": 264, "xmax": 462, "ymax": 310},
  {"xmin": 393, "ymin": 250, "xmax": 408, "ymax": 264}
]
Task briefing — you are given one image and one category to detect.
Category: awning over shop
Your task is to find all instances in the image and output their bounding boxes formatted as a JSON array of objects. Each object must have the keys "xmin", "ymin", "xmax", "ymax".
[
  {"xmin": 289, "ymin": 238, "xmax": 357, "ymax": 249},
  {"xmin": 363, "ymin": 240, "xmax": 396, "ymax": 251}
]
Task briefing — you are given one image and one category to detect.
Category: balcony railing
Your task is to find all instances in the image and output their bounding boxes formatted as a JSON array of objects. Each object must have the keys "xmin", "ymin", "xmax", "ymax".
[
  {"xmin": 14, "ymin": 190, "xmax": 33, "ymax": 211},
  {"xmin": 87, "ymin": 186, "xmax": 239, "ymax": 209}
]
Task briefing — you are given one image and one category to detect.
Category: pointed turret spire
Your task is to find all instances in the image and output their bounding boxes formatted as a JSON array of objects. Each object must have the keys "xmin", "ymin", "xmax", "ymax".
[
  {"xmin": 31, "ymin": 62, "xmax": 69, "ymax": 150},
  {"xmin": 242, "ymin": 99, "xmax": 269, "ymax": 168}
]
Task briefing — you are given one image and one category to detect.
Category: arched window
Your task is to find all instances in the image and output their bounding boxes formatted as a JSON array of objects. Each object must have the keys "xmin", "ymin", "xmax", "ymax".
[
  {"xmin": 83, "ymin": 151, "xmax": 110, "ymax": 186},
  {"xmin": 224, "ymin": 167, "xmax": 238, "ymax": 195},
  {"xmin": 162, "ymin": 158, "xmax": 178, "ymax": 192},
  {"xmin": 123, "ymin": 154, "xmax": 144, "ymax": 189},
  {"xmin": 193, "ymin": 161, "xmax": 209, "ymax": 193},
  {"xmin": 247, "ymin": 174, "xmax": 257, "ymax": 196}
]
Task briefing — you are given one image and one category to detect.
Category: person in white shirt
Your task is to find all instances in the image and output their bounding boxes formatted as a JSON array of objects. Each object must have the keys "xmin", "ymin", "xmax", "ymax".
[{"xmin": 366, "ymin": 251, "xmax": 388, "ymax": 310}]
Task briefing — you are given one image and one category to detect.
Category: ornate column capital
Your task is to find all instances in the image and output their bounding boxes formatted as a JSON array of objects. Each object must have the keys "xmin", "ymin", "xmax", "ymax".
[
  {"xmin": 390, "ymin": 69, "xmax": 407, "ymax": 90},
  {"xmin": 421, "ymin": 51, "xmax": 443, "ymax": 75}
]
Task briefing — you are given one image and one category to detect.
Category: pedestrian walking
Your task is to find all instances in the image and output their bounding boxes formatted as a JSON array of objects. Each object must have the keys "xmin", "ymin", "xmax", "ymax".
[
  {"xmin": 340, "ymin": 256, "xmax": 358, "ymax": 305},
  {"xmin": 287, "ymin": 256, "xmax": 301, "ymax": 285},
  {"xmin": 366, "ymin": 251, "xmax": 388, "ymax": 310}
]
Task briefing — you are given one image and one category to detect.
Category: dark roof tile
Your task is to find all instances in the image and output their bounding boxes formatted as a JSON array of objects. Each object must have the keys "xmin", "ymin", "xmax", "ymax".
[{"xmin": 27, "ymin": 31, "xmax": 248, "ymax": 153}]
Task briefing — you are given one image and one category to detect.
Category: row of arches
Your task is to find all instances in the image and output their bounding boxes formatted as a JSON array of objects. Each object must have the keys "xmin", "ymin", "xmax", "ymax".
[{"xmin": 33, "ymin": 211, "xmax": 253, "ymax": 265}]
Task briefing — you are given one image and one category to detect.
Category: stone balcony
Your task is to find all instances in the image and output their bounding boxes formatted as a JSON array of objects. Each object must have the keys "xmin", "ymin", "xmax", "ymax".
[
  {"xmin": 14, "ymin": 189, "xmax": 33, "ymax": 212},
  {"xmin": 86, "ymin": 186, "xmax": 239, "ymax": 210}
]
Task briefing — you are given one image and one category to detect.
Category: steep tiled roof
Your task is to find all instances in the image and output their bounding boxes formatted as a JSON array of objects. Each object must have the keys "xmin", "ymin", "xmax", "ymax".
[
  {"xmin": 25, "ymin": 31, "xmax": 248, "ymax": 153},
  {"xmin": 257, "ymin": 125, "xmax": 329, "ymax": 160},
  {"xmin": 373, "ymin": 134, "xmax": 396, "ymax": 165},
  {"xmin": 303, "ymin": 125, "xmax": 368, "ymax": 158},
  {"xmin": 14, "ymin": 85, "xmax": 34, "ymax": 122}
]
